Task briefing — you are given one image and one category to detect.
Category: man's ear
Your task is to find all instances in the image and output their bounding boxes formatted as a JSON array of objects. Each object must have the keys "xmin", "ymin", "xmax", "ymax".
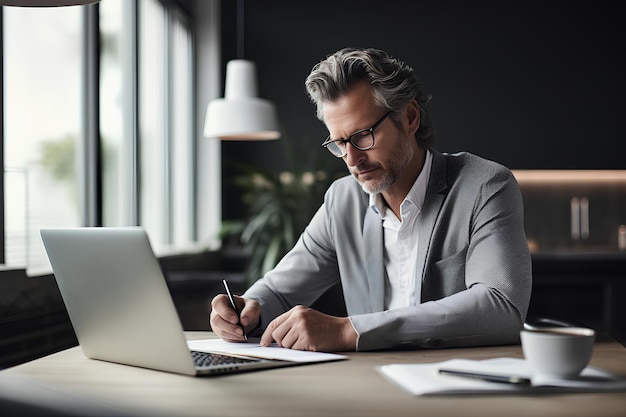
[{"xmin": 405, "ymin": 99, "xmax": 420, "ymax": 136}]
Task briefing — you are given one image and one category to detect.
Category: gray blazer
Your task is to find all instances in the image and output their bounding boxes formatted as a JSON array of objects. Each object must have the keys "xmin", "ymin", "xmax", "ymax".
[{"xmin": 245, "ymin": 150, "xmax": 532, "ymax": 351}]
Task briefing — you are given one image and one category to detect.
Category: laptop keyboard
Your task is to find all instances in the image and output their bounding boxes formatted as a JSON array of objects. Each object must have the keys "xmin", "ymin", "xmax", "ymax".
[{"xmin": 192, "ymin": 350, "xmax": 262, "ymax": 368}]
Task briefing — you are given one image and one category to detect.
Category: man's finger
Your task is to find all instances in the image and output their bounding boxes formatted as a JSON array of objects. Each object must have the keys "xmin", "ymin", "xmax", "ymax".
[{"xmin": 260, "ymin": 310, "xmax": 291, "ymax": 346}]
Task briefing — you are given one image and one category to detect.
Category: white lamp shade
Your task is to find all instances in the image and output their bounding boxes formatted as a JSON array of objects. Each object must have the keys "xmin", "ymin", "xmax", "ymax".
[
  {"xmin": 0, "ymin": 0, "xmax": 99, "ymax": 5},
  {"xmin": 204, "ymin": 60, "xmax": 280, "ymax": 140}
]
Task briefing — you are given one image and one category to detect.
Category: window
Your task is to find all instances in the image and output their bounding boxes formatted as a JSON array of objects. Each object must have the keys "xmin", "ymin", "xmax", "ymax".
[
  {"xmin": 169, "ymin": 10, "xmax": 195, "ymax": 246},
  {"xmin": 2, "ymin": 0, "xmax": 206, "ymax": 273},
  {"xmin": 138, "ymin": 0, "xmax": 195, "ymax": 248},
  {"xmin": 3, "ymin": 6, "xmax": 83, "ymax": 270},
  {"xmin": 100, "ymin": 0, "xmax": 134, "ymax": 227}
]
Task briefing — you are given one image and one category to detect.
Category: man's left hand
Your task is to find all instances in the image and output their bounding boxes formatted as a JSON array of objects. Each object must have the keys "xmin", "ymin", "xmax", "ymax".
[{"xmin": 260, "ymin": 305, "xmax": 357, "ymax": 352}]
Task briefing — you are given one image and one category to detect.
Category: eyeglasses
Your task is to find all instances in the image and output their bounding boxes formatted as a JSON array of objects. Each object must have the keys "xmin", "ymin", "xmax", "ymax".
[{"xmin": 321, "ymin": 112, "xmax": 391, "ymax": 158}]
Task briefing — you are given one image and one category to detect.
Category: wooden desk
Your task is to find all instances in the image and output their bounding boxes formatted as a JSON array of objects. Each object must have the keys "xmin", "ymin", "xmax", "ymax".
[{"xmin": 1, "ymin": 332, "xmax": 625, "ymax": 417}]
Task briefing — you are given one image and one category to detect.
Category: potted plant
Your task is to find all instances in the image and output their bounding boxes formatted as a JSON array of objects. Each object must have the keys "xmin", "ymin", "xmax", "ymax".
[{"xmin": 221, "ymin": 143, "xmax": 341, "ymax": 285}]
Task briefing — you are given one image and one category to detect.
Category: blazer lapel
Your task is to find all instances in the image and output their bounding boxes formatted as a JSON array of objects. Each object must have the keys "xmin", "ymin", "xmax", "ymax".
[
  {"xmin": 415, "ymin": 150, "xmax": 448, "ymax": 303},
  {"xmin": 363, "ymin": 207, "xmax": 385, "ymax": 312}
]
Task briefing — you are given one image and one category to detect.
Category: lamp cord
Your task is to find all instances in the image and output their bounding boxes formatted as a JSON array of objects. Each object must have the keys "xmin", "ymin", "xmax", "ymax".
[{"xmin": 236, "ymin": 0, "xmax": 245, "ymax": 59}]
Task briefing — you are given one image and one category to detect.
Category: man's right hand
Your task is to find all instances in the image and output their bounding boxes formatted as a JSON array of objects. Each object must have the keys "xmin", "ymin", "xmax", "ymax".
[{"xmin": 209, "ymin": 294, "xmax": 260, "ymax": 342}]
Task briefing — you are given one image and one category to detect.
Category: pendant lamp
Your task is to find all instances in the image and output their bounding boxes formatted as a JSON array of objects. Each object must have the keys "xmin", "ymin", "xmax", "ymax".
[
  {"xmin": 203, "ymin": 0, "xmax": 280, "ymax": 141},
  {"xmin": 0, "ymin": 0, "xmax": 99, "ymax": 5},
  {"xmin": 203, "ymin": 59, "xmax": 280, "ymax": 140}
]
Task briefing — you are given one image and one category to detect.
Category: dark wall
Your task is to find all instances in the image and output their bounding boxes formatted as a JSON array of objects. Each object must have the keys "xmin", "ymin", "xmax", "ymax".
[{"xmin": 219, "ymin": 0, "xmax": 625, "ymax": 219}]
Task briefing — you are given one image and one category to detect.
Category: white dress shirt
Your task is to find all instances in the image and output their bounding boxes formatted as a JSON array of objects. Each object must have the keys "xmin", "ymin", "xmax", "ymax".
[{"xmin": 370, "ymin": 150, "xmax": 433, "ymax": 309}]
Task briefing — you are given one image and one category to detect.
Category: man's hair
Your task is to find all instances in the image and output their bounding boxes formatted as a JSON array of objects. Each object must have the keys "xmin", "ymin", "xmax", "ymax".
[{"xmin": 305, "ymin": 47, "xmax": 435, "ymax": 149}]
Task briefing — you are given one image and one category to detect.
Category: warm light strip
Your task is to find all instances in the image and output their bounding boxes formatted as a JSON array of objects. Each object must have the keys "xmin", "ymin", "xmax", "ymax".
[{"xmin": 512, "ymin": 170, "xmax": 626, "ymax": 184}]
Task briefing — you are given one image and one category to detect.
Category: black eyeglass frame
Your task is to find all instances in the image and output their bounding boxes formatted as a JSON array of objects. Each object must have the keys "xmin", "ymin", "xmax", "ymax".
[{"xmin": 321, "ymin": 111, "xmax": 392, "ymax": 158}]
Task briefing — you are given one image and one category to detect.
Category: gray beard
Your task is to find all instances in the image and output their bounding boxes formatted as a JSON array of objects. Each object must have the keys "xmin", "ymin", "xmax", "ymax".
[{"xmin": 357, "ymin": 173, "xmax": 394, "ymax": 195}]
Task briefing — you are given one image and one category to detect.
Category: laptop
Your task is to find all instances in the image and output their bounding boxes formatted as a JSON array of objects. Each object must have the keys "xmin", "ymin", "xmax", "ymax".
[{"xmin": 40, "ymin": 227, "xmax": 302, "ymax": 376}]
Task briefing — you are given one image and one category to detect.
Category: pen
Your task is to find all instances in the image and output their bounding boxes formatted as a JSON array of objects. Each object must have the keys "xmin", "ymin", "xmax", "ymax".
[
  {"xmin": 222, "ymin": 279, "xmax": 247, "ymax": 341},
  {"xmin": 438, "ymin": 368, "xmax": 531, "ymax": 385}
]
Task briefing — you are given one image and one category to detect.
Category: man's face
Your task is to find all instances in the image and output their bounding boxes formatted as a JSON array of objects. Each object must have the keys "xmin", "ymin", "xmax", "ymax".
[{"xmin": 322, "ymin": 81, "xmax": 415, "ymax": 195}]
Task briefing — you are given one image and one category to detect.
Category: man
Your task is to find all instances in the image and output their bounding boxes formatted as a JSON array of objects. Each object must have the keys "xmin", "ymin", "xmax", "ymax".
[{"xmin": 210, "ymin": 47, "xmax": 532, "ymax": 352}]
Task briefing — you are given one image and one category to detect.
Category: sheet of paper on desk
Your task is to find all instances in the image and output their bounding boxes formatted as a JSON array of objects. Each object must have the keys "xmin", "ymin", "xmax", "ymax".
[
  {"xmin": 187, "ymin": 338, "xmax": 348, "ymax": 363},
  {"xmin": 377, "ymin": 358, "xmax": 626, "ymax": 396}
]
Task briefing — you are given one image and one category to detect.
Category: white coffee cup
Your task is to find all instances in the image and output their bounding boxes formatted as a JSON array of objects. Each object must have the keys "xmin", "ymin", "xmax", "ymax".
[{"xmin": 521, "ymin": 327, "xmax": 596, "ymax": 378}]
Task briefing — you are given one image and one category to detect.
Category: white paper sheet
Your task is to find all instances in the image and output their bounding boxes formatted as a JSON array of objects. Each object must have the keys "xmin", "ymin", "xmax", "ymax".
[
  {"xmin": 187, "ymin": 338, "xmax": 348, "ymax": 363},
  {"xmin": 377, "ymin": 358, "xmax": 626, "ymax": 396}
]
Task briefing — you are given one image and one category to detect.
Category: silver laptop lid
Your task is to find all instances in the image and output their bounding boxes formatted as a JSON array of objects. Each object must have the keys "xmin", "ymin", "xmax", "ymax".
[{"xmin": 40, "ymin": 227, "xmax": 197, "ymax": 376}]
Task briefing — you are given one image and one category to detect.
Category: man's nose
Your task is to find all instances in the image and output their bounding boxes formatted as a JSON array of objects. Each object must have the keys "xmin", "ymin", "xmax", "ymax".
[{"xmin": 344, "ymin": 142, "xmax": 366, "ymax": 166}]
